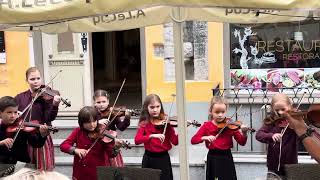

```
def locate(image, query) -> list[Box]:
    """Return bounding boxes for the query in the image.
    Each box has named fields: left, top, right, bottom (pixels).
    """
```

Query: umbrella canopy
left=2, top=1, right=319, bottom=180
left=0, top=0, right=319, bottom=25
left=3, top=7, right=309, bottom=33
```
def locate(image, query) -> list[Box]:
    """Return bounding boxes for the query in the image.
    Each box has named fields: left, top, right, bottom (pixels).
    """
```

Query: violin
left=112, top=139, right=132, bottom=156
left=5, top=119, right=58, bottom=137
left=151, top=114, right=201, bottom=129
left=32, top=85, right=71, bottom=108
left=100, top=106, right=141, bottom=118
left=87, top=123, right=131, bottom=150
left=307, top=104, right=320, bottom=125
left=215, top=117, right=256, bottom=132
left=272, top=110, right=308, bottom=128
left=87, top=123, right=117, bottom=143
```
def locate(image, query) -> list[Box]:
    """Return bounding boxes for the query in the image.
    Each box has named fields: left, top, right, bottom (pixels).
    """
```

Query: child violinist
left=191, top=96, right=249, bottom=180
left=93, top=89, right=131, bottom=167
left=134, top=94, right=178, bottom=180
left=256, top=93, right=298, bottom=178
left=0, top=96, right=49, bottom=178
left=60, top=106, right=115, bottom=180
left=15, top=67, right=61, bottom=171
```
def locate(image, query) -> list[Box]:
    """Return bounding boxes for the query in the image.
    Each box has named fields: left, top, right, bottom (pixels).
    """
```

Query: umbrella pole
left=173, top=8, right=190, bottom=180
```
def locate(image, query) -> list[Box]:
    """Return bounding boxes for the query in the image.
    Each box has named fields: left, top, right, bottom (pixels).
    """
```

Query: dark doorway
left=92, top=29, right=142, bottom=108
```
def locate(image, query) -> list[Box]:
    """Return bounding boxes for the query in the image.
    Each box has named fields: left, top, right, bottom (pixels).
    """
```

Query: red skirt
left=110, top=152, right=124, bottom=167
left=28, top=134, right=55, bottom=171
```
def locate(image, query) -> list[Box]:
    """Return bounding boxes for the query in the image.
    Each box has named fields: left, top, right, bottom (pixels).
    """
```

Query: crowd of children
left=1, top=66, right=320, bottom=180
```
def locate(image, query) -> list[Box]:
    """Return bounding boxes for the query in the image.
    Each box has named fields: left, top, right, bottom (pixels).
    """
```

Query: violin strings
left=12, top=90, right=45, bottom=144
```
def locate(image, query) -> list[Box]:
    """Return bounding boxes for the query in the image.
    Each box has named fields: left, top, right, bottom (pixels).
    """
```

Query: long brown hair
left=139, top=94, right=164, bottom=123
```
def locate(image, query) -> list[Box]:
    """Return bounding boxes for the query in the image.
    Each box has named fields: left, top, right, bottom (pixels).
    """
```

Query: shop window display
left=230, top=21, right=320, bottom=92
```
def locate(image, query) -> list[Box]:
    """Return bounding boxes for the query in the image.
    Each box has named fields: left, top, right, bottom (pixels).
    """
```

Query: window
left=57, top=32, right=74, bottom=53
left=163, top=21, right=208, bottom=81
left=230, top=20, right=320, bottom=93
left=153, top=43, right=164, bottom=57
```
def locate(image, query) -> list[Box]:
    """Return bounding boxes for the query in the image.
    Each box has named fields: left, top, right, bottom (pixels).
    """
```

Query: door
left=41, top=32, right=93, bottom=115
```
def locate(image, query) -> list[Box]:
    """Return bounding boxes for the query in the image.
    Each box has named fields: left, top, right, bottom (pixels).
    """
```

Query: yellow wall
left=0, top=32, right=30, bottom=97
left=145, top=22, right=224, bottom=102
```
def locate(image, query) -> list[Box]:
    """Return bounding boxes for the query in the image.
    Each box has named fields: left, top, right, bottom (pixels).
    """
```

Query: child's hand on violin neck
left=115, top=139, right=124, bottom=146
left=125, top=109, right=131, bottom=116
left=0, top=138, right=13, bottom=149
left=100, top=118, right=110, bottom=125
left=75, top=148, right=88, bottom=159
left=240, top=125, right=249, bottom=134
left=52, top=95, right=61, bottom=106
left=202, top=135, right=216, bottom=143
left=150, top=134, right=165, bottom=143
left=272, top=133, right=282, bottom=142
left=39, top=124, right=50, bottom=137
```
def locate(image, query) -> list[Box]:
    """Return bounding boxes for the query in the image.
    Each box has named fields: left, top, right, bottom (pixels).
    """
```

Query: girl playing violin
left=93, top=89, right=131, bottom=167
left=256, top=93, right=298, bottom=179
left=15, top=67, right=61, bottom=171
left=0, top=96, right=49, bottom=178
left=60, top=106, right=115, bottom=180
left=134, top=94, right=178, bottom=180
left=191, top=96, right=249, bottom=180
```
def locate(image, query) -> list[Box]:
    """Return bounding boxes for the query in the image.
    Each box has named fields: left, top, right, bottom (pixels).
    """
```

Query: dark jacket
left=0, top=124, right=47, bottom=164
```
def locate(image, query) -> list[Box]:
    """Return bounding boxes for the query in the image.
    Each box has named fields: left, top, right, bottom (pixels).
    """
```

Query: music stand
left=285, top=164, right=320, bottom=180
left=97, top=167, right=161, bottom=180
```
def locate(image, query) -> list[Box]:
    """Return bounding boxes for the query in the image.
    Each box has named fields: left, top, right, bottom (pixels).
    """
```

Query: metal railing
left=212, top=87, right=317, bottom=154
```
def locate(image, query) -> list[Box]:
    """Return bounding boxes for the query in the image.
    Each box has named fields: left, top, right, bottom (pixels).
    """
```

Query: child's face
left=27, top=70, right=42, bottom=91
left=148, top=100, right=161, bottom=118
left=94, top=96, right=109, bottom=112
left=0, top=106, right=18, bottom=125
left=83, top=119, right=97, bottom=132
left=211, top=103, right=227, bottom=119
left=273, top=101, right=291, bottom=115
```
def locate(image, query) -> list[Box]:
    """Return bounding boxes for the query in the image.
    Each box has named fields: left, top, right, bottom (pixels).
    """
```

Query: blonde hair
left=270, top=93, right=292, bottom=110
left=208, top=96, right=228, bottom=119
left=25, top=67, right=40, bottom=80
left=263, top=93, right=293, bottom=125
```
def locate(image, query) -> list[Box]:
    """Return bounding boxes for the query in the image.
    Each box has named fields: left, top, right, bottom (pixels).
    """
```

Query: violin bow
left=215, top=105, right=243, bottom=139
left=161, top=94, right=176, bottom=143
left=11, top=70, right=63, bottom=145
left=11, top=91, right=43, bottom=145
left=276, top=92, right=306, bottom=171
left=280, top=92, right=306, bottom=136
left=85, top=78, right=126, bottom=156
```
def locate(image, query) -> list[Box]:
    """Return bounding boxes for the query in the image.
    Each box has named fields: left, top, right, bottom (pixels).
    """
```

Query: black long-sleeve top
left=0, top=124, right=47, bottom=164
